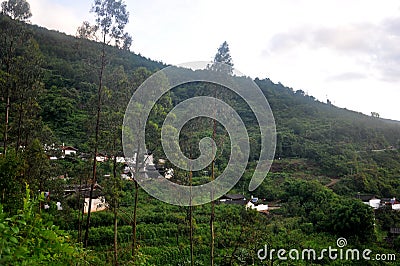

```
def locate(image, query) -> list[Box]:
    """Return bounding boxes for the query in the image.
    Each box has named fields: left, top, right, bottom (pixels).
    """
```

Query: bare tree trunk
left=3, top=40, right=13, bottom=157
left=3, top=87, right=10, bottom=155
left=78, top=176, right=82, bottom=242
left=132, top=180, right=139, bottom=257
left=84, top=39, right=106, bottom=248
left=210, top=160, right=215, bottom=266
left=113, top=204, right=118, bottom=265
left=113, top=147, right=118, bottom=266
left=210, top=89, right=217, bottom=266
left=132, top=143, right=141, bottom=259
left=189, top=156, right=194, bottom=266
left=16, top=101, right=23, bottom=151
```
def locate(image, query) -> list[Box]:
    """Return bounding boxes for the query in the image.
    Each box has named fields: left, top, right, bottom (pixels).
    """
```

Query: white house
left=96, top=154, right=108, bottom=162
left=61, top=146, right=78, bottom=157
left=246, top=201, right=269, bottom=213
left=84, top=196, right=107, bottom=213
left=165, top=168, right=174, bottom=179
left=116, top=157, right=126, bottom=163
left=392, top=204, right=400, bottom=210
left=359, top=194, right=381, bottom=209
left=365, top=198, right=381, bottom=209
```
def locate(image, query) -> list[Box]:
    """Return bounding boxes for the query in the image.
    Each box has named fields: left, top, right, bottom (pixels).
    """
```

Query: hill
left=2, top=13, right=400, bottom=195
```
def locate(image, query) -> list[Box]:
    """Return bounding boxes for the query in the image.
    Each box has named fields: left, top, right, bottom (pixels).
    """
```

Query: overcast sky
left=28, top=0, right=400, bottom=121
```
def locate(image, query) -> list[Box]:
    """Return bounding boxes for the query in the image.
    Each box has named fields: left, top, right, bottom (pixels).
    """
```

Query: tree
left=77, top=0, right=132, bottom=50
left=82, top=0, right=131, bottom=248
left=0, top=14, right=37, bottom=155
left=0, top=149, right=25, bottom=213
left=206, top=41, right=235, bottom=266
left=0, top=185, right=92, bottom=265
left=76, top=21, right=98, bottom=40
left=12, top=38, right=43, bottom=150
left=371, top=112, right=380, bottom=118
left=101, top=66, right=129, bottom=265
left=23, top=138, right=50, bottom=196
left=208, top=41, right=234, bottom=75
left=0, top=0, right=31, bottom=21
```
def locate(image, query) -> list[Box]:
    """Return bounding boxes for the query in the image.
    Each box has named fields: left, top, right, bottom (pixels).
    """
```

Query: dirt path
left=326, top=178, right=340, bottom=188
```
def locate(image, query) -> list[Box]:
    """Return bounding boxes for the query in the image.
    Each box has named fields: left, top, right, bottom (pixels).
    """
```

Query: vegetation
left=1, top=0, right=400, bottom=264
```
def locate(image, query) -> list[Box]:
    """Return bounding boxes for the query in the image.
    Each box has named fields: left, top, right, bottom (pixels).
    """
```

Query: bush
left=0, top=185, right=95, bottom=265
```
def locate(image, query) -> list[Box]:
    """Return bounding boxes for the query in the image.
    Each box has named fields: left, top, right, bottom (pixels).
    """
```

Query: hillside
left=1, top=15, right=396, bottom=146
left=2, top=13, right=400, bottom=265
left=2, top=11, right=400, bottom=198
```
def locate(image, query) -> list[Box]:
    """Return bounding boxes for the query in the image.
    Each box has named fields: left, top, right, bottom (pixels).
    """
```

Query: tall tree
left=82, top=0, right=131, bottom=248
left=101, top=65, right=129, bottom=265
left=23, top=138, right=50, bottom=194
left=0, top=12, right=34, bottom=155
left=208, top=41, right=234, bottom=75
left=1, top=0, right=32, bottom=21
left=208, top=41, right=234, bottom=266
left=13, top=38, right=43, bottom=150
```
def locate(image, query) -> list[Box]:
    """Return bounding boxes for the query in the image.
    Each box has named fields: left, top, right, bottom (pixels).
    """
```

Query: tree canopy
left=208, top=41, right=234, bottom=74
left=0, top=0, right=31, bottom=21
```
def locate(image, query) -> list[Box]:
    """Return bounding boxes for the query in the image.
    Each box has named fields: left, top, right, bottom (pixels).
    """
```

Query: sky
left=28, top=0, right=400, bottom=121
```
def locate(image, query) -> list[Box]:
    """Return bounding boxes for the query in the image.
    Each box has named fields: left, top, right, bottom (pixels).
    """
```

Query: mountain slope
left=2, top=15, right=400, bottom=198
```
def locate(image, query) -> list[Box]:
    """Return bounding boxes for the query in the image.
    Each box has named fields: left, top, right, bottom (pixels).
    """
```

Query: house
left=64, top=183, right=108, bottom=213
left=219, top=194, right=247, bottom=205
left=393, top=203, right=400, bottom=210
left=61, top=146, right=78, bottom=157
left=84, top=196, right=107, bottom=213
left=381, top=197, right=400, bottom=210
left=357, top=194, right=381, bottom=209
left=116, top=157, right=126, bottom=163
left=246, top=201, right=269, bottom=213
left=165, top=168, right=174, bottom=179
left=96, top=153, right=108, bottom=162
left=382, top=198, right=400, bottom=210
left=358, top=195, right=400, bottom=210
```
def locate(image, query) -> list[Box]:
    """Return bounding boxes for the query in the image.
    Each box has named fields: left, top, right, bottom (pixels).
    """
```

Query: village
left=41, top=144, right=400, bottom=220
left=39, top=143, right=282, bottom=215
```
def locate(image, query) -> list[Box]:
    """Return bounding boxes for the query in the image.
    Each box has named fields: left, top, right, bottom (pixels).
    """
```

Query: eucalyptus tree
left=208, top=41, right=234, bottom=266
left=0, top=0, right=33, bottom=155
left=1, top=0, right=31, bottom=21
left=79, top=0, right=132, bottom=248
left=101, top=65, right=129, bottom=265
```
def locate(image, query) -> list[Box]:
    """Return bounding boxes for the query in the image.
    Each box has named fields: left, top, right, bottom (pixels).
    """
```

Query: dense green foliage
left=0, top=186, right=93, bottom=265
left=1, top=11, right=400, bottom=265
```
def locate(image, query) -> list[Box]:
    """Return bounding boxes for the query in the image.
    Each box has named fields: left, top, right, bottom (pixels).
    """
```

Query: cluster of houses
left=359, top=194, right=400, bottom=210
left=43, top=144, right=176, bottom=213
left=45, top=144, right=119, bottom=163
left=43, top=143, right=276, bottom=215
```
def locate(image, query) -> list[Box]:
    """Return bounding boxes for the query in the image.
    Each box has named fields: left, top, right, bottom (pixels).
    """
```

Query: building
left=219, top=194, right=247, bottom=205
left=358, top=194, right=381, bottom=209
left=61, top=146, right=78, bottom=157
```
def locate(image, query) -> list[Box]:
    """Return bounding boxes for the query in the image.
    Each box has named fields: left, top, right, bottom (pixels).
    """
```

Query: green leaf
left=9, top=236, right=18, bottom=244
left=11, top=226, right=19, bottom=234
left=16, top=220, right=26, bottom=225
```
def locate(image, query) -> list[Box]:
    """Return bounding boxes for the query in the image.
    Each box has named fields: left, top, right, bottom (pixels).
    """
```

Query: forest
left=1, top=0, right=400, bottom=265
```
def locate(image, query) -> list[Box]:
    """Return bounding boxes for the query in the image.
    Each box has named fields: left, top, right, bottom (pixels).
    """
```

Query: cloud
left=268, top=23, right=376, bottom=54
left=29, top=0, right=91, bottom=35
left=266, top=16, right=400, bottom=82
left=326, top=72, right=367, bottom=82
